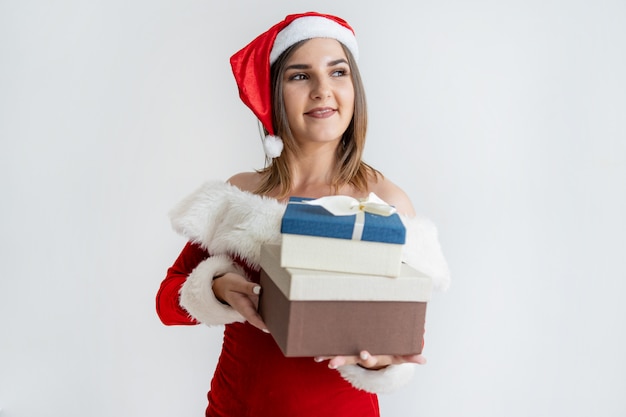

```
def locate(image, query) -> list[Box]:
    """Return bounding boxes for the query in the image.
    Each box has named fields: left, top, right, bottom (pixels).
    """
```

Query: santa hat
left=230, top=12, right=359, bottom=158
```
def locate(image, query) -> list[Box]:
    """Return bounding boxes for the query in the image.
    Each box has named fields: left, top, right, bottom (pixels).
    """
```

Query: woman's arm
left=156, top=241, right=208, bottom=325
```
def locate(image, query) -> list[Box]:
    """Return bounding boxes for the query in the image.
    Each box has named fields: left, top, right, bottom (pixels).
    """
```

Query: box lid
left=260, top=244, right=432, bottom=301
left=281, top=197, right=406, bottom=244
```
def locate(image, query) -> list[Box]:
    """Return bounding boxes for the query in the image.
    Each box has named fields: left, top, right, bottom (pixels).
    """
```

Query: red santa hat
left=230, top=12, right=359, bottom=158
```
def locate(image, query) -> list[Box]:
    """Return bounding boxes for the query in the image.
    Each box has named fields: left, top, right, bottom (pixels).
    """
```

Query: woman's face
left=281, top=38, right=355, bottom=147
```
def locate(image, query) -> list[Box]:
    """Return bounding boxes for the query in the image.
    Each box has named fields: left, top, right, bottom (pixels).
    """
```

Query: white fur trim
left=263, top=135, right=283, bottom=158
left=337, top=363, right=416, bottom=394
left=169, top=181, right=284, bottom=267
left=179, top=255, right=246, bottom=326
left=401, top=215, right=451, bottom=291
left=270, top=16, right=359, bottom=64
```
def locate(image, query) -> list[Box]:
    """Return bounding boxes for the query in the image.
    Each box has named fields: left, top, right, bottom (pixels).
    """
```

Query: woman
left=156, top=12, right=450, bottom=416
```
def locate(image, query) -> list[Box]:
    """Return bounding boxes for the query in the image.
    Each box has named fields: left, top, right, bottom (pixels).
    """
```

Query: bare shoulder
left=227, top=172, right=264, bottom=193
left=368, top=176, right=416, bottom=217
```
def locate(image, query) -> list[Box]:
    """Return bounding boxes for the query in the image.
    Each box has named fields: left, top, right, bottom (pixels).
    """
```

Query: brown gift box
left=258, top=244, right=432, bottom=357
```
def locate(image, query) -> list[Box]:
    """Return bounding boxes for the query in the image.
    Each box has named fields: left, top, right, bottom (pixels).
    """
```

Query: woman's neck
left=287, top=145, right=339, bottom=198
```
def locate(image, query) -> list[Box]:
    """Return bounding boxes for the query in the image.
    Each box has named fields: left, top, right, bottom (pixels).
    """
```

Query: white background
left=1, top=1, right=625, bottom=416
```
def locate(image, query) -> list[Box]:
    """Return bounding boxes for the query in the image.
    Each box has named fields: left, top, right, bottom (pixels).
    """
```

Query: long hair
left=254, top=39, right=381, bottom=197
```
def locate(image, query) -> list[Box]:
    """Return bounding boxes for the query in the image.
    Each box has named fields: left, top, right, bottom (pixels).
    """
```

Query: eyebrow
left=285, top=58, right=349, bottom=71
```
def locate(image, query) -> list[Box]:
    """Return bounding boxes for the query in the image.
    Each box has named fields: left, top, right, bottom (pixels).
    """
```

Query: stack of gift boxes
left=258, top=196, right=433, bottom=357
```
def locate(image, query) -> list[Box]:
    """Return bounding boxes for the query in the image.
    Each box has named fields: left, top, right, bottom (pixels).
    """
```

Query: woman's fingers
left=214, top=273, right=268, bottom=332
left=358, top=351, right=385, bottom=369
left=314, top=351, right=427, bottom=369
left=228, top=289, right=268, bottom=331
left=401, top=354, right=427, bottom=365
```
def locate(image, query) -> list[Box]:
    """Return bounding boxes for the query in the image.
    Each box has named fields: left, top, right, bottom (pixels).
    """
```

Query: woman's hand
left=314, top=351, right=427, bottom=370
left=212, top=272, right=268, bottom=332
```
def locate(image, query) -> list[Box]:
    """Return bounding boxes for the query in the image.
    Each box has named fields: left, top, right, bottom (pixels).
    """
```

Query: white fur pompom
left=263, top=135, right=283, bottom=158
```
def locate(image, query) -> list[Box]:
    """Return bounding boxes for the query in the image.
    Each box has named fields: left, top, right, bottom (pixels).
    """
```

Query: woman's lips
left=304, top=107, right=336, bottom=118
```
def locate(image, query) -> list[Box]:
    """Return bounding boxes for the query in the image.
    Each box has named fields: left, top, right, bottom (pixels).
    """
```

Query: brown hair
left=254, top=39, right=381, bottom=197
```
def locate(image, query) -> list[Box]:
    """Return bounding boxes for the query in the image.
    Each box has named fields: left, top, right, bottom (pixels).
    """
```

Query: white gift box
left=263, top=244, right=432, bottom=301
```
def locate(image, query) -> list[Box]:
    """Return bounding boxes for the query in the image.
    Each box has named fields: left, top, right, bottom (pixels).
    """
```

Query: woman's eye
left=289, top=73, right=307, bottom=81
left=331, top=69, right=349, bottom=77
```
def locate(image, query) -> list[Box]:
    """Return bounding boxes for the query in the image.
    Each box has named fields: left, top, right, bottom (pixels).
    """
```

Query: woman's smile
left=304, top=107, right=337, bottom=118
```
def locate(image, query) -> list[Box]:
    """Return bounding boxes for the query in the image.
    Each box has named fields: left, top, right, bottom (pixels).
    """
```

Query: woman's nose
left=310, top=78, right=331, bottom=100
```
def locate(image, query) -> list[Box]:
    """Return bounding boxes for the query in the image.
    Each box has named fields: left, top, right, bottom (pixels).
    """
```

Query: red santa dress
left=156, top=181, right=450, bottom=416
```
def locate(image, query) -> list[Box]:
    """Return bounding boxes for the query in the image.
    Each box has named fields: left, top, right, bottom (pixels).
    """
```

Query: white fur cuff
left=179, top=255, right=246, bottom=326
left=337, top=363, right=416, bottom=394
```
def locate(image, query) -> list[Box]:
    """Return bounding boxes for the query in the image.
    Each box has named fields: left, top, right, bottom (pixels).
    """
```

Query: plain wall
left=1, top=1, right=625, bottom=416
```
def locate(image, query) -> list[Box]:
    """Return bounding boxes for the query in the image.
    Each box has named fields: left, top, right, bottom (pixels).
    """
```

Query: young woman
left=156, top=12, right=450, bottom=417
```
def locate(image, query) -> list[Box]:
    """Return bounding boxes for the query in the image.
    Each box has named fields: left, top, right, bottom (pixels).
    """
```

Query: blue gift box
left=281, top=197, right=406, bottom=244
